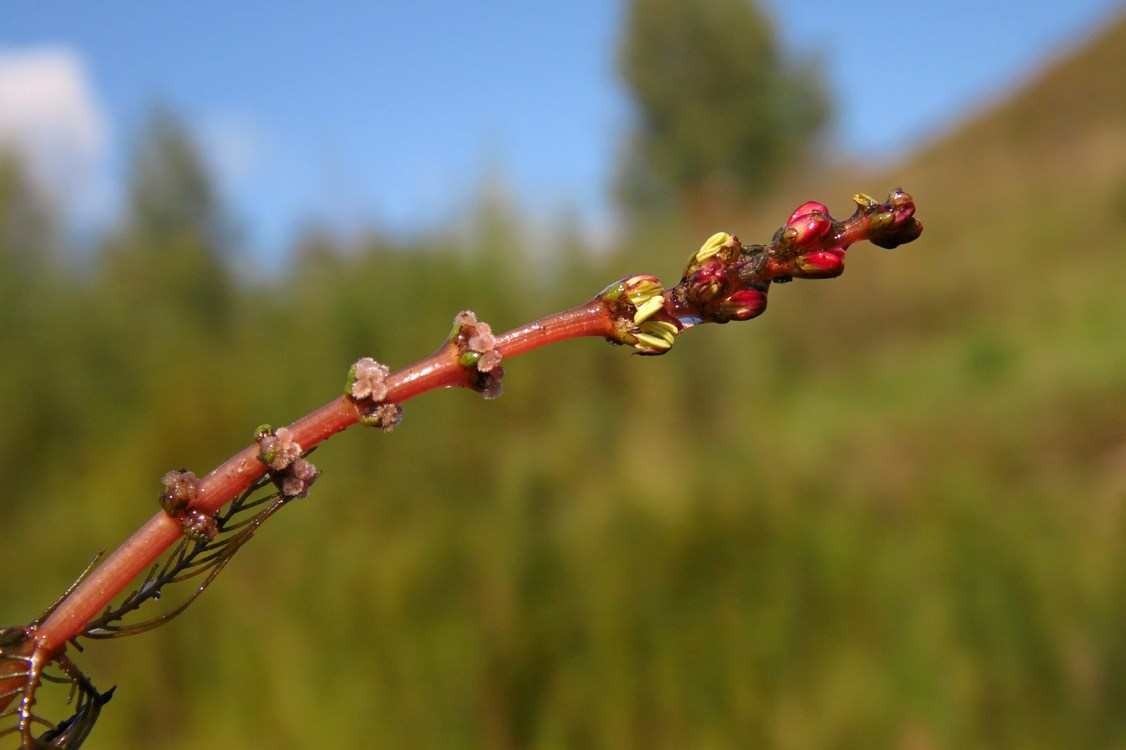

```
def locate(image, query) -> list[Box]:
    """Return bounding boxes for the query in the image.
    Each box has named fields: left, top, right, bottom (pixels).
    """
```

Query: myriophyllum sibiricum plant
left=0, top=189, right=922, bottom=748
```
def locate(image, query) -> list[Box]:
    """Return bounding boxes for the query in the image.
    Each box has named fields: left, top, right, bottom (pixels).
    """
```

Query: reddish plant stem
left=1, top=188, right=923, bottom=717
left=492, top=298, right=615, bottom=357
left=0, top=298, right=617, bottom=706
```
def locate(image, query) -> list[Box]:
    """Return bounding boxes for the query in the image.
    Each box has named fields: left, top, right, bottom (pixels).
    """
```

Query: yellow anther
left=633, top=295, right=665, bottom=324
left=852, top=193, right=877, bottom=209
left=634, top=332, right=673, bottom=352
left=694, top=232, right=731, bottom=263
left=641, top=319, right=677, bottom=341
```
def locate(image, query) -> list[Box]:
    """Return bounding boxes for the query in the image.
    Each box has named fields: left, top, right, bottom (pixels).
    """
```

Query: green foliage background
left=2, top=15, right=1126, bottom=750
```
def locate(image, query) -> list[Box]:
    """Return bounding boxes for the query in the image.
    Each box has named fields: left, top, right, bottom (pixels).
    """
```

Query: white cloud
left=0, top=46, right=110, bottom=222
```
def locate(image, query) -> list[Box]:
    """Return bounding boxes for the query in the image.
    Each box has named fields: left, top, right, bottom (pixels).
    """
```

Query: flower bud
left=785, top=201, right=832, bottom=251
left=796, top=249, right=845, bottom=278
left=621, top=274, right=663, bottom=305
left=716, top=288, right=768, bottom=321
left=685, top=258, right=731, bottom=304
left=160, top=469, right=200, bottom=516
left=181, top=509, right=219, bottom=543
left=787, top=201, right=829, bottom=226
left=870, top=189, right=923, bottom=249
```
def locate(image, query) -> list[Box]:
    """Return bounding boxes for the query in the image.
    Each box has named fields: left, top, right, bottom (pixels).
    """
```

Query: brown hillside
left=898, top=10, right=1126, bottom=203
left=737, top=11, right=1126, bottom=392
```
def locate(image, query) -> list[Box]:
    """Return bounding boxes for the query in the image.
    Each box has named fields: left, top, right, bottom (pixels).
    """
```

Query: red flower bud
left=869, top=189, right=923, bottom=249
left=717, top=288, right=768, bottom=321
left=686, top=258, right=734, bottom=304
left=785, top=201, right=833, bottom=251
left=797, top=249, right=845, bottom=278
left=787, top=201, right=829, bottom=225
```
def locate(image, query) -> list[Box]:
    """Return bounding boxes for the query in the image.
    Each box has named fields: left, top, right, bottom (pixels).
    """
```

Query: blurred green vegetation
left=3, top=15, right=1126, bottom=750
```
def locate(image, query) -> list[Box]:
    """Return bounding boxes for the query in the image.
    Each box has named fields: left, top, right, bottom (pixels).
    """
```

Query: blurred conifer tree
left=616, top=0, right=830, bottom=221
left=0, top=154, right=53, bottom=284
left=102, top=107, right=235, bottom=337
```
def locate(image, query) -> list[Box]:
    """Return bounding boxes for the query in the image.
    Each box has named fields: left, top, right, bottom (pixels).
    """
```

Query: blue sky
left=1, top=0, right=1122, bottom=256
